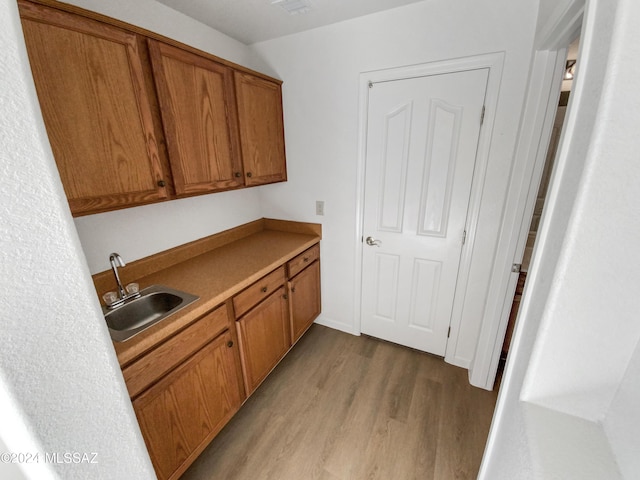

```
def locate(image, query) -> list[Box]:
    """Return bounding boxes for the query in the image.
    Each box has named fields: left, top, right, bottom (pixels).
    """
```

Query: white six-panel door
left=361, top=68, right=488, bottom=355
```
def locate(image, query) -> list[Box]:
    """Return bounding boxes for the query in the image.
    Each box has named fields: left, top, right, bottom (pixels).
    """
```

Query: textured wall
left=0, top=0, right=155, bottom=478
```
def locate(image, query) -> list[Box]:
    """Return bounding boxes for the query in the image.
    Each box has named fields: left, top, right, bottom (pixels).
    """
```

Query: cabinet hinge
left=512, top=263, right=522, bottom=273
left=447, top=326, right=451, bottom=338
left=462, top=230, right=467, bottom=245
left=480, top=105, right=486, bottom=125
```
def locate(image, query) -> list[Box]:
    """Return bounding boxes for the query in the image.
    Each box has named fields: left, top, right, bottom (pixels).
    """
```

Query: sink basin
left=104, top=285, right=199, bottom=342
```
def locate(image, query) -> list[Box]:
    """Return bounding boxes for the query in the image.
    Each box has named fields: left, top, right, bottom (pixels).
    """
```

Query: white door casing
left=360, top=68, right=488, bottom=355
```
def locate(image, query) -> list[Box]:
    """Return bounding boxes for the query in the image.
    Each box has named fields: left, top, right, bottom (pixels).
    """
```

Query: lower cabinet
left=131, top=328, right=244, bottom=480
left=235, top=286, right=291, bottom=395
left=289, top=259, right=321, bottom=344
left=124, top=242, right=321, bottom=479
left=233, top=246, right=321, bottom=395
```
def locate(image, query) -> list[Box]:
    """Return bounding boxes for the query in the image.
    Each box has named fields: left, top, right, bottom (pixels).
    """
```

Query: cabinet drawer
left=233, top=267, right=286, bottom=319
left=287, top=244, right=320, bottom=279
left=123, top=305, right=229, bottom=398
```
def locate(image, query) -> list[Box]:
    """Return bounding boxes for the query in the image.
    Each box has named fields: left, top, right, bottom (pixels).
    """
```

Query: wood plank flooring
left=181, top=324, right=498, bottom=480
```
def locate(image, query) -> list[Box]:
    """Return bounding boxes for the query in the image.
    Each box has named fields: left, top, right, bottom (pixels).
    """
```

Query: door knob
left=365, top=236, right=382, bottom=247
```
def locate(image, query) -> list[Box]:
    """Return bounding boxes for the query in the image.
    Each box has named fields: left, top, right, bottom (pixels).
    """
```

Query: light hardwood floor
left=181, top=324, right=498, bottom=480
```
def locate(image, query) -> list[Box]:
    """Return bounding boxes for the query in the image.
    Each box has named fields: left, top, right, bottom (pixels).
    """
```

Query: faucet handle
left=102, top=291, right=118, bottom=306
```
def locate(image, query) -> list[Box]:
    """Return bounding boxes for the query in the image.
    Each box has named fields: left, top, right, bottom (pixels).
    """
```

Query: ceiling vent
left=270, top=0, right=314, bottom=15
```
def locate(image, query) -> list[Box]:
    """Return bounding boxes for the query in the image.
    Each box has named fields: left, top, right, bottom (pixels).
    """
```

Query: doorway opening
left=498, top=35, right=581, bottom=379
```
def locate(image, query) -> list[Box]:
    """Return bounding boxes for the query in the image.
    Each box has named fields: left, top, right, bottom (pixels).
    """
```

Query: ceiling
left=154, top=0, right=425, bottom=45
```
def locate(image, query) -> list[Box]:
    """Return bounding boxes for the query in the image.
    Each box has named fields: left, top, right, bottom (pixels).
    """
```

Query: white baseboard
left=313, top=315, right=360, bottom=337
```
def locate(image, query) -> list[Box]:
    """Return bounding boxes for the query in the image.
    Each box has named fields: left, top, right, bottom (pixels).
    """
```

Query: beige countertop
left=94, top=219, right=321, bottom=367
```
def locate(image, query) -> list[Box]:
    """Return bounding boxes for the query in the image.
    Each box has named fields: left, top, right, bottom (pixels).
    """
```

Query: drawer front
left=233, top=266, right=286, bottom=319
left=287, top=244, right=320, bottom=279
left=123, top=304, right=229, bottom=398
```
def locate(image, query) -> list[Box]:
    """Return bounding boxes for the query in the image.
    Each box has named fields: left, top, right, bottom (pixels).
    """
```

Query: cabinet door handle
left=157, top=180, right=166, bottom=187
left=282, top=294, right=288, bottom=300
left=291, top=287, right=296, bottom=293
left=261, top=286, right=268, bottom=293
left=247, top=172, right=253, bottom=178
left=227, top=340, right=234, bottom=348
left=234, top=172, right=241, bottom=178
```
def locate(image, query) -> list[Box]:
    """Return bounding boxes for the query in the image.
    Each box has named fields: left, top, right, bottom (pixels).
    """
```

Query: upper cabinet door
left=234, top=72, right=287, bottom=186
left=18, top=1, right=168, bottom=216
left=148, top=40, right=244, bottom=196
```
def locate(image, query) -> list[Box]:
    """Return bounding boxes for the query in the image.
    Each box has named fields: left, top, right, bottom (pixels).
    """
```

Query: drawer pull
left=227, top=340, right=234, bottom=348
left=261, top=286, right=268, bottom=293
left=303, top=257, right=309, bottom=262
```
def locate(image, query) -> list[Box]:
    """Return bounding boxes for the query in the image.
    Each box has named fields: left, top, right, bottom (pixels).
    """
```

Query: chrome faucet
left=109, top=252, right=127, bottom=300
left=106, top=252, right=140, bottom=309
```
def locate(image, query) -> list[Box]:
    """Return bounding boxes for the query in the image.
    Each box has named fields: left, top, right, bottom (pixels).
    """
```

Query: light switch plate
left=316, top=200, right=324, bottom=216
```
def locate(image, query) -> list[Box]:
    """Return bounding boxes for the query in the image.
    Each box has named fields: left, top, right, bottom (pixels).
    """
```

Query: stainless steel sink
left=103, top=285, right=199, bottom=342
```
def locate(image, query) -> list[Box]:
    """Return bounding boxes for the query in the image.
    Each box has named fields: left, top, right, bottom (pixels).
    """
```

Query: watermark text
left=0, top=452, right=98, bottom=464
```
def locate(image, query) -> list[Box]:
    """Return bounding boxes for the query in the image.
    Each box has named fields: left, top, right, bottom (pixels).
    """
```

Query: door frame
left=354, top=52, right=505, bottom=362
left=468, top=1, right=585, bottom=389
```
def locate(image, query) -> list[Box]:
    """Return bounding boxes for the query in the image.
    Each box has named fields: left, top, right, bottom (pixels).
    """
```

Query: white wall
left=251, top=0, right=538, bottom=363
left=603, top=336, right=640, bottom=478
left=61, top=0, right=274, bottom=274
left=605, top=337, right=640, bottom=478
left=535, top=0, right=579, bottom=47
left=0, top=0, right=155, bottom=478
left=522, top=0, right=635, bottom=419
left=58, top=0, right=274, bottom=75
left=480, top=0, right=640, bottom=476
left=76, top=189, right=263, bottom=273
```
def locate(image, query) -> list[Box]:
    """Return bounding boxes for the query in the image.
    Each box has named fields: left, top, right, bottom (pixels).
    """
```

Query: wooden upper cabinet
left=234, top=72, right=287, bottom=186
left=19, top=0, right=288, bottom=216
left=148, top=40, right=244, bottom=196
left=18, top=1, right=169, bottom=216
